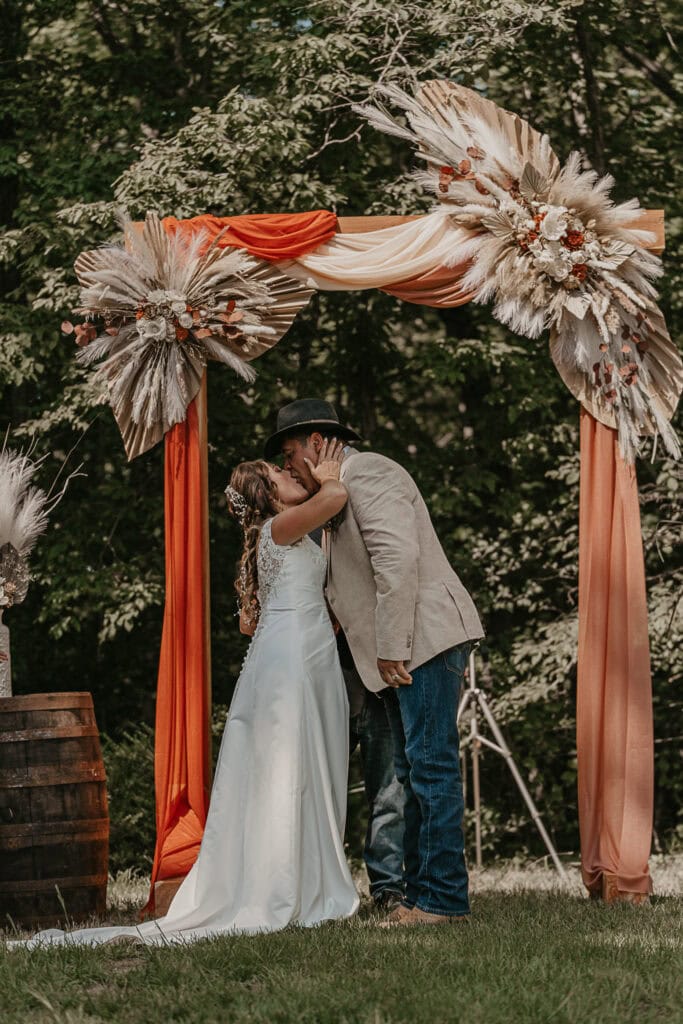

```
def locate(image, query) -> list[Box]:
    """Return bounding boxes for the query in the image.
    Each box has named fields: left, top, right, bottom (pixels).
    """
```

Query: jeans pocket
left=443, top=642, right=472, bottom=677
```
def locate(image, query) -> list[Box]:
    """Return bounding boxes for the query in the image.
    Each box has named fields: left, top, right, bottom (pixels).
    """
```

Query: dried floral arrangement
left=0, top=440, right=81, bottom=612
left=355, top=81, right=682, bottom=461
left=66, top=212, right=312, bottom=459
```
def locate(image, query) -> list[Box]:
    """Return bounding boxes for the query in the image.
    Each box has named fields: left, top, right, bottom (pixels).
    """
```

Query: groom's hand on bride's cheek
left=378, top=659, right=413, bottom=688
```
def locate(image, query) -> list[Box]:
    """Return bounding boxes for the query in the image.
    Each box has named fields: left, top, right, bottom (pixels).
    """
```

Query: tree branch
left=575, top=21, right=606, bottom=175
left=89, top=1, right=125, bottom=55
left=616, top=42, right=682, bottom=103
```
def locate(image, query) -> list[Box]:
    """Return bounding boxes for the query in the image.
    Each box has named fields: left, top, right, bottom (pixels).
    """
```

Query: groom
left=265, top=399, right=485, bottom=925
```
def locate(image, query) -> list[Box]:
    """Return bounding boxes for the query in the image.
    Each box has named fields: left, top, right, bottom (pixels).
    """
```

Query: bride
left=9, top=438, right=359, bottom=948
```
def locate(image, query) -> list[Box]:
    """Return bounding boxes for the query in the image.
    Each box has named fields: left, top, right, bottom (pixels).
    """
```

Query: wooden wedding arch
left=121, top=205, right=668, bottom=915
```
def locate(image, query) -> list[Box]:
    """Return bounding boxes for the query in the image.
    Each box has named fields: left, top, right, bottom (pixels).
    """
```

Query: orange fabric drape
left=162, top=210, right=338, bottom=261
left=143, top=398, right=210, bottom=913
left=577, top=409, right=654, bottom=896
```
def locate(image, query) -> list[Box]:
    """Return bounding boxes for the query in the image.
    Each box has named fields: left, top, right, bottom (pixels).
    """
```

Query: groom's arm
left=345, top=454, right=419, bottom=666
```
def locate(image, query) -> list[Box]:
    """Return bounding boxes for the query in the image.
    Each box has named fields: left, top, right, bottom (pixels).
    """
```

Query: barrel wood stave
left=0, top=692, right=110, bottom=929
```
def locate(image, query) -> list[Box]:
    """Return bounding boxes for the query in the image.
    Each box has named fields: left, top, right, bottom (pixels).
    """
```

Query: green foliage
left=101, top=725, right=156, bottom=875
left=0, top=0, right=681, bottom=864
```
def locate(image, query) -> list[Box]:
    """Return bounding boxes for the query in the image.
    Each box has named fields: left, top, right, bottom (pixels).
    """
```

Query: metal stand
left=458, top=651, right=569, bottom=883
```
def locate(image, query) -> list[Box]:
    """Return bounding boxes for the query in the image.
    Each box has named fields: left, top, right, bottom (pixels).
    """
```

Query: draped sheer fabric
left=281, top=212, right=479, bottom=307
left=577, top=410, right=654, bottom=896
left=142, top=399, right=211, bottom=914
left=162, top=210, right=338, bottom=260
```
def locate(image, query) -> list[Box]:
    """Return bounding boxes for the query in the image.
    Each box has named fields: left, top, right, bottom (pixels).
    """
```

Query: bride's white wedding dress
left=9, top=520, right=359, bottom=949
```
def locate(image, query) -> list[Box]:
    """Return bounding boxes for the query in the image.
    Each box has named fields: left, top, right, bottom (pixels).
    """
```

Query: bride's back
left=257, top=519, right=327, bottom=614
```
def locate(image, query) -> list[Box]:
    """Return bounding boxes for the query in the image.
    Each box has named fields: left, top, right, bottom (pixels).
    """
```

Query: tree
left=1, top=0, right=681, bottom=859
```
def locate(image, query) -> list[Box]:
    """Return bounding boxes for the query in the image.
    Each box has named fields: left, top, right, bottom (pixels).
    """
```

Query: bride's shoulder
left=259, top=517, right=299, bottom=552
left=258, top=517, right=278, bottom=547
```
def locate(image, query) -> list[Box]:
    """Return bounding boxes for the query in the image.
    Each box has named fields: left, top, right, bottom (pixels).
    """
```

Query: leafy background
left=1, top=0, right=681, bottom=870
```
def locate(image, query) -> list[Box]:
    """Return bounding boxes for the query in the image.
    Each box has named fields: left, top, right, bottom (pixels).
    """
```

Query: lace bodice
left=256, top=519, right=289, bottom=608
left=257, top=518, right=327, bottom=612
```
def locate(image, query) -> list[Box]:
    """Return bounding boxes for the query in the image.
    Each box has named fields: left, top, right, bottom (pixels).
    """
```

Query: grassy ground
left=2, top=858, right=681, bottom=1024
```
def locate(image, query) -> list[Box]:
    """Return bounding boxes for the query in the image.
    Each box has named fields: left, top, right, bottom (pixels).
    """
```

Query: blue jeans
left=384, top=642, right=472, bottom=917
left=346, top=669, right=405, bottom=900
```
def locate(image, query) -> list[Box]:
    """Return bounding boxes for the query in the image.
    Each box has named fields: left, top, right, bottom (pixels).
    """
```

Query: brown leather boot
left=381, top=905, right=470, bottom=927
left=378, top=903, right=417, bottom=928
left=408, top=906, right=471, bottom=926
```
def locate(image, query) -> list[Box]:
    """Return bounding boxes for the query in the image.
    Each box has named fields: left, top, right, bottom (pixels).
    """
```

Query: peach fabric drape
left=143, top=399, right=211, bottom=914
left=577, top=409, right=654, bottom=896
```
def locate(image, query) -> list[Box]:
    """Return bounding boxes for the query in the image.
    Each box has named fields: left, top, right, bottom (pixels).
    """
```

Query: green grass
left=2, top=886, right=681, bottom=1024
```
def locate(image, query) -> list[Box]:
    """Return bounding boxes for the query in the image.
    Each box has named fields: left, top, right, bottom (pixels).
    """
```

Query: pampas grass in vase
left=0, top=440, right=81, bottom=697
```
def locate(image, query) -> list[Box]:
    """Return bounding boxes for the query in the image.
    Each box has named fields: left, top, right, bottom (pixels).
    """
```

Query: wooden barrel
left=0, top=692, right=109, bottom=929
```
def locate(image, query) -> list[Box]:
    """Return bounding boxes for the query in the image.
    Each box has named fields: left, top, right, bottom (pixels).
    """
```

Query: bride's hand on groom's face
left=303, top=438, right=345, bottom=487
left=378, top=659, right=413, bottom=688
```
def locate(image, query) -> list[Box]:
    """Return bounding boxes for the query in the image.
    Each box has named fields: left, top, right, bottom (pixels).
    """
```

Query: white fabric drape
left=279, top=211, right=476, bottom=292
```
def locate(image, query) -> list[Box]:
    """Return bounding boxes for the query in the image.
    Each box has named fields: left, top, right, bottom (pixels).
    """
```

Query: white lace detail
left=239, top=524, right=326, bottom=675
left=256, top=519, right=288, bottom=611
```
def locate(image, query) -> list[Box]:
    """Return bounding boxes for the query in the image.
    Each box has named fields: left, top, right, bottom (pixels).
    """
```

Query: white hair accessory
left=225, top=484, right=249, bottom=526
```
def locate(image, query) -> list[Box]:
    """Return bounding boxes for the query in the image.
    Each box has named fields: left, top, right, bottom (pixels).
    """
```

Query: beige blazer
left=326, top=450, right=484, bottom=692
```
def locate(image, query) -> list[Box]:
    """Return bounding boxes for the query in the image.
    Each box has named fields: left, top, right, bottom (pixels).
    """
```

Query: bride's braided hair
left=226, top=461, right=281, bottom=627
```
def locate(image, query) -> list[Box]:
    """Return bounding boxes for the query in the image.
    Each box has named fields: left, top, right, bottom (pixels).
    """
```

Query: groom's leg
left=396, top=642, right=471, bottom=917
left=383, top=689, right=421, bottom=908
left=358, top=691, right=405, bottom=903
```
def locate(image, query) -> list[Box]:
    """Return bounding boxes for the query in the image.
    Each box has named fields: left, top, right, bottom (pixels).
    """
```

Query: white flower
left=569, top=250, right=587, bottom=264
left=532, top=254, right=554, bottom=272
left=145, top=290, right=186, bottom=315
left=137, top=316, right=169, bottom=342
left=547, top=258, right=570, bottom=281
left=540, top=205, right=568, bottom=241
left=178, top=312, right=194, bottom=329
left=543, top=239, right=563, bottom=256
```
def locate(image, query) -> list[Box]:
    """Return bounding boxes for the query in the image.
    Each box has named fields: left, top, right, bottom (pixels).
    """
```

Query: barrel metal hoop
left=0, top=818, right=110, bottom=850
left=0, top=873, right=109, bottom=893
left=0, top=693, right=94, bottom=713
left=0, top=763, right=107, bottom=788
left=0, top=817, right=110, bottom=838
left=1, top=726, right=101, bottom=743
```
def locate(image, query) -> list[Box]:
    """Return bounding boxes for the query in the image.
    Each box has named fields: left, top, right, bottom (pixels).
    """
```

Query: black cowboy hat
left=263, top=399, right=362, bottom=459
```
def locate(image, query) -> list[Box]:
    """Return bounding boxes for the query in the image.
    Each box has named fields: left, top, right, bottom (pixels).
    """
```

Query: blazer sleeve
left=345, top=454, right=419, bottom=662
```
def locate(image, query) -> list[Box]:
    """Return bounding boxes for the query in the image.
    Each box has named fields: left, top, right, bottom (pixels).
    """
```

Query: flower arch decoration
left=65, top=80, right=681, bottom=912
